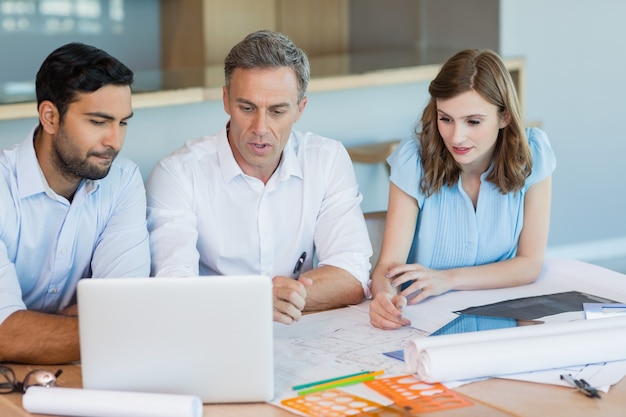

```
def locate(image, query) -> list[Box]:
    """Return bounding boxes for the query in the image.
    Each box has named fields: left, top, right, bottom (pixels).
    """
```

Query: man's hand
left=272, top=275, right=313, bottom=324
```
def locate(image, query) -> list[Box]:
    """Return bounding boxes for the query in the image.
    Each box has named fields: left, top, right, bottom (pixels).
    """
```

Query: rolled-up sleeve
left=0, top=170, right=26, bottom=324
left=314, top=143, right=373, bottom=295
left=0, top=240, right=26, bottom=325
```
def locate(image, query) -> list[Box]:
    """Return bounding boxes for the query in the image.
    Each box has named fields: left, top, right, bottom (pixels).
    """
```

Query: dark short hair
left=36, top=42, right=134, bottom=120
left=224, top=30, right=310, bottom=102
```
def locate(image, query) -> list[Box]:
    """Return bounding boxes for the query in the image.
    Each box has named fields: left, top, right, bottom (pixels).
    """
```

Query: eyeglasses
left=0, top=365, right=62, bottom=394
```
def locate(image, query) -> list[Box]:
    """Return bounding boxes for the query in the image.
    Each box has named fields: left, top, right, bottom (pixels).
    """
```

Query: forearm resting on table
left=447, top=255, right=544, bottom=291
left=370, top=255, right=543, bottom=297
left=0, top=310, right=80, bottom=364
left=302, top=265, right=365, bottom=311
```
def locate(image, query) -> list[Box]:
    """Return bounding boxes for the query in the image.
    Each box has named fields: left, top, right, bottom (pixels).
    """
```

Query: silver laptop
left=77, top=275, right=274, bottom=403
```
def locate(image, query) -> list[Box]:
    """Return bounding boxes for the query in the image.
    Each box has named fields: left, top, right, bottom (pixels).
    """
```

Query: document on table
left=500, top=361, right=626, bottom=392
left=272, top=306, right=422, bottom=401
left=271, top=259, right=626, bottom=407
left=398, top=259, right=626, bottom=333
left=404, top=259, right=626, bottom=390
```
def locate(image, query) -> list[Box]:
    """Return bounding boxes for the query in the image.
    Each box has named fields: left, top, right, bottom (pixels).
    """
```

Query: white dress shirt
left=146, top=124, right=372, bottom=292
left=0, top=129, right=151, bottom=324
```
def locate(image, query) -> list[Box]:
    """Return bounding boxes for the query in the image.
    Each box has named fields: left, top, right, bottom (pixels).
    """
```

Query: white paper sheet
left=22, top=387, right=202, bottom=417
left=405, top=316, right=626, bottom=383
left=271, top=259, right=626, bottom=412
left=401, top=258, right=626, bottom=334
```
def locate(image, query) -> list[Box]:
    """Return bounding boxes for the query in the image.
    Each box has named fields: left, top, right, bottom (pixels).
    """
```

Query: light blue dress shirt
left=0, top=129, right=150, bottom=323
left=388, top=127, right=557, bottom=269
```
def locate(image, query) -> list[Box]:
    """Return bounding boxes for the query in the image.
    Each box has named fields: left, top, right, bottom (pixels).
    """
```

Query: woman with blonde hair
left=369, top=49, right=556, bottom=330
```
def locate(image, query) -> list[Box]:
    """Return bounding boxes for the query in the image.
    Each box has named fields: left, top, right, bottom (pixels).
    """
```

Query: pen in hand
left=560, top=374, right=601, bottom=399
left=291, top=252, right=307, bottom=280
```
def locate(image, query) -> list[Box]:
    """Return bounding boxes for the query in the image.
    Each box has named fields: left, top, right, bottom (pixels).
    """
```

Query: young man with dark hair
left=0, top=43, right=150, bottom=364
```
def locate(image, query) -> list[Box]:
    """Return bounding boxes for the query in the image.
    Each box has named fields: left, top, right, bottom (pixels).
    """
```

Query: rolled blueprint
left=405, top=315, right=626, bottom=383
left=23, top=386, right=202, bottom=417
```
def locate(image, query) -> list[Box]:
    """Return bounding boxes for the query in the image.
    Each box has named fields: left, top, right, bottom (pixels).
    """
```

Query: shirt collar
left=216, top=124, right=243, bottom=184
left=16, top=127, right=48, bottom=199
left=217, top=122, right=303, bottom=184
left=16, top=126, right=97, bottom=201
left=276, top=133, right=303, bottom=182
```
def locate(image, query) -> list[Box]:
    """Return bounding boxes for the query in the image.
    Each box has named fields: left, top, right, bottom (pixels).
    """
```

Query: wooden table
left=2, top=259, right=625, bottom=416
left=1, top=362, right=624, bottom=417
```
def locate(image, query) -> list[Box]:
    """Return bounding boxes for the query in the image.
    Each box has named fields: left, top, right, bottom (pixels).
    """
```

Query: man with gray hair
left=147, top=30, right=372, bottom=324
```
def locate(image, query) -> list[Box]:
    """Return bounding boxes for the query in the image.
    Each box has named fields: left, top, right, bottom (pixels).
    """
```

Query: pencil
left=292, top=370, right=372, bottom=391
left=296, top=370, right=385, bottom=396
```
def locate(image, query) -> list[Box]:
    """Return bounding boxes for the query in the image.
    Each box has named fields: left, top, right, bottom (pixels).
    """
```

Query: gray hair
left=224, top=30, right=310, bottom=102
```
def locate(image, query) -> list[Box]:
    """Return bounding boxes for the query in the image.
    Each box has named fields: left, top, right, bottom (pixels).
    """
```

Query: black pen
left=291, top=252, right=307, bottom=280
left=560, top=374, right=601, bottom=399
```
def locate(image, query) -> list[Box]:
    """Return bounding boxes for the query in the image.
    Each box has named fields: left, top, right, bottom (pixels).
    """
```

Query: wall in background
left=500, top=0, right=626, bottom=259
left=0, top=81, right=428, bottom=213
left=0, top=0, right=161, bottom=97
left=1, top=0, right=625, bottom=260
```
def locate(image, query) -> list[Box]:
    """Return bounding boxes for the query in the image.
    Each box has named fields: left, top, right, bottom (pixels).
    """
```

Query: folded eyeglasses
left=0, top=365, right=62, bottom=394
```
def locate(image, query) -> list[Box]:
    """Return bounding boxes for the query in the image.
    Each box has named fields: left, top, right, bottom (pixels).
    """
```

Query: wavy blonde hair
left=418, top=49, right=531, bottom=196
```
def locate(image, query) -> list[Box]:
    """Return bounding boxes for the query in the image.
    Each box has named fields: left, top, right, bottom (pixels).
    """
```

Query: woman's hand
left=387, top=263, right=453, bottom=305
left=369, top=292, right=411, bottom=330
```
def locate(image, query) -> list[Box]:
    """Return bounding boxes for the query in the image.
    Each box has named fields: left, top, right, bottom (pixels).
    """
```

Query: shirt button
left=50, top=288, right=59, bottom=294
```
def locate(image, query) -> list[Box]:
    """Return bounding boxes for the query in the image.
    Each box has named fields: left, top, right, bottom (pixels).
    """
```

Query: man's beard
left=52, top=126, right=118, bottom=181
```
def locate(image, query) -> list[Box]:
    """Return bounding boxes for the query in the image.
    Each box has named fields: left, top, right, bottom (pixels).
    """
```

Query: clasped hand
left=369, top=263, right=451, bottom=330
left=272, top=275, right=313, bottom=324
